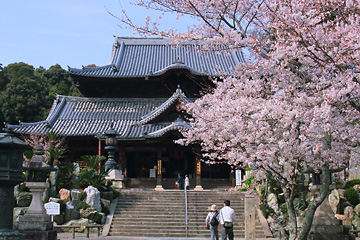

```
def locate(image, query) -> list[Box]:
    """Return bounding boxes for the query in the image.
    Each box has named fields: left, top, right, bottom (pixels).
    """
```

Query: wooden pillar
left=194, top=153, right=203, bottom=190
left=155, top=151, right=164, bottom=191
left=118, top=151, right=124, bottom=171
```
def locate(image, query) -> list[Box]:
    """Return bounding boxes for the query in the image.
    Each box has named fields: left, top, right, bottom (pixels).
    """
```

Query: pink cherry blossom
left=118, top=1, right=360, bottom=239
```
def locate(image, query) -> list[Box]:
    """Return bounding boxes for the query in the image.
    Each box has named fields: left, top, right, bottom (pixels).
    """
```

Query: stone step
left=109, top=229, right=266, bottom=237
left=125, top=178, right=234, bottom=190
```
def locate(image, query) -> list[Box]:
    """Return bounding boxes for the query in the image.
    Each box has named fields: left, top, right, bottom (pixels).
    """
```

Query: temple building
left=5, top=37, right=244, bottom=189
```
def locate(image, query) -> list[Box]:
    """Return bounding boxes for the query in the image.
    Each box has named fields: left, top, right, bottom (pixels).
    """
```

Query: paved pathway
left=57, top=232, right=278, bottom=240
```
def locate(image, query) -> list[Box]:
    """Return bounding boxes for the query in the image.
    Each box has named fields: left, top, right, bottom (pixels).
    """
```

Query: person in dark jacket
left=177, top=173, right=184, bottom=190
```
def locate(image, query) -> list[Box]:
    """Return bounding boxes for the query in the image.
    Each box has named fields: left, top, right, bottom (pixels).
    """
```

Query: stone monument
left=310, top=174, right=343, bottom=240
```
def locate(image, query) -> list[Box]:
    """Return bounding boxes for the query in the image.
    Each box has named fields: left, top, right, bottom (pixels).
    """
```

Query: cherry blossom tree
left=118, top=1, right=360, bottom=239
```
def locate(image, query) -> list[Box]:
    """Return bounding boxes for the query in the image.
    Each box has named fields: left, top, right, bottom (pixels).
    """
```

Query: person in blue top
left=177, top=173, right=184, bottom=190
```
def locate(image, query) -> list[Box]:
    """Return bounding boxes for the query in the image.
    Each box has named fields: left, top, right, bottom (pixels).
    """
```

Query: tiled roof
left=5, top=89, right=192, bottom=139
left=140, top=87, right=191, bottom=124
left=68, top=37, right=245, bottom=78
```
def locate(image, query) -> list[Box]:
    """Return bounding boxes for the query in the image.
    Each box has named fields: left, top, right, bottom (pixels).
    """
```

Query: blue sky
left=0, top=1, right=196, bottom=70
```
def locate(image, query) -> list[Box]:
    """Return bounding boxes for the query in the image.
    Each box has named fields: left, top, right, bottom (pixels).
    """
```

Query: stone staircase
left=109, top=189, right=268, bottom=238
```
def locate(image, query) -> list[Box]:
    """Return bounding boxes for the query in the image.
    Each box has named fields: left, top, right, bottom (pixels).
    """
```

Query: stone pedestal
left=26, top=182, right=48, bottom=214
left=105, top=169, right=125, bottom=188
left=16, top=182, right=56, bottom=240
left=0, top=231, right=25, bottom=240
left=155, top=185, right=164, bottom=191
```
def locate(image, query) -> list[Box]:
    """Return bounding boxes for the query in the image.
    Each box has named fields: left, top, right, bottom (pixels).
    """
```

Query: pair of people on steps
left=206, top=200, right=236, bottom=240
left=176, top=173, right=190, bottom=190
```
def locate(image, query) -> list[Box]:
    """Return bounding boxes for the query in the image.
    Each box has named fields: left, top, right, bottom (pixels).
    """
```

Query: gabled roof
left=5, top=88, right=192, bottom=139
left=68, top=37, right=245, bottom=78
left=139, top=86, right=190, bottom=124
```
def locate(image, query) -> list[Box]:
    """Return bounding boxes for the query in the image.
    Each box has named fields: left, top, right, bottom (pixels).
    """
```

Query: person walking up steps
left=219, top=200, right=236, bottom=240
left=205, top=204, right=220, bottom=240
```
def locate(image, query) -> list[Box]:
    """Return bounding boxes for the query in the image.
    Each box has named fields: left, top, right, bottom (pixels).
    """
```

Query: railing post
left=185, top=187, right=188, bottom=237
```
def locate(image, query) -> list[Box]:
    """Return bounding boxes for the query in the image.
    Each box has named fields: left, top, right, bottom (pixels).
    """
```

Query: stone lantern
left=16, top=145, right=57, bottom=240
left=103, top=124, right=125, bottom=188
left=0, top=133, right=31, bottom=239
left=104, top=124, right=118, bottom=170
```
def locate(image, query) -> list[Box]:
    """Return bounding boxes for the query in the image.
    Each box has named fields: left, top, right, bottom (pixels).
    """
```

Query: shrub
left=344, top=187, right=360, bottom=206
left=244, top=176, right=254, bottom=187
left=260, top=185, right=266, bottom=199
left=18, top=182, right=30, bottom=192
left=102, top=206, right=110, bottom=215
left=344, top=179, right=360, bottom=189
left=260, top=204, right=269, bottom=219
left=77, top=201, right=90, bottom=210
left=74, top=167, right=109, bottom=189
left=88, top=212, right=103, bottom=224
left=56, top=162, right=76, bottom=190
left=240, top=187, right=249, bottom=192
left=80, top=191, right=87, bottom=201
left=279, top=203, right=288, bottom=215
left=80, top=155, right=106, bottom=171
left=111, top=187, right=120, bottom=199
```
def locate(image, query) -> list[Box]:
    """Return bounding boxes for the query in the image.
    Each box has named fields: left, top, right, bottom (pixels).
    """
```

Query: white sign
left=44, top=202, right=60, bottom=215
left=149, top=169, right=156, bottom=178
left=235, top=170, right=242, bottom=186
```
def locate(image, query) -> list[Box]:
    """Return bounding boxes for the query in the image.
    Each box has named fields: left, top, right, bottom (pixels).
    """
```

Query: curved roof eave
left=5, top=120, right=50, bottom=129
left=149, top=62, right=208, bottom=77
left=68, top=64, right=116, bottom=78
left=145, top=120, right=191, bottom=138
left=139, top=87, right=192, bottom=125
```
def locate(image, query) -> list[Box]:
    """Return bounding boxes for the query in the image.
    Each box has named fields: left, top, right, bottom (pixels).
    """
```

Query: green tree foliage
left=344, top=187, right=360, bottom=207
left=43, top=64, right=81, bottom=98
left=0, top=63, right=49, bottom=125
left=0, top=62, right=81, bottom=129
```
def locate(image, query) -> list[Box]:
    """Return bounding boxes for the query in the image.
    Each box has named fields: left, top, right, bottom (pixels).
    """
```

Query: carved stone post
left=245, top=194, right=256, bottom=240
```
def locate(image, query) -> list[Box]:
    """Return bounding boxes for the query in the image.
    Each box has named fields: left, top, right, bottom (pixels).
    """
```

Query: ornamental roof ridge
left=114, top=37, right=175, bottom=46
left=149, top=62, right=207, bottom=77
left=54, top=94, right=170, bottom=103
left=145, top=117, right=191, bottom=138
left=139, top=86, right=191, bottom=125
